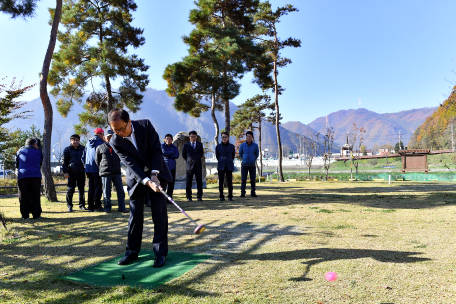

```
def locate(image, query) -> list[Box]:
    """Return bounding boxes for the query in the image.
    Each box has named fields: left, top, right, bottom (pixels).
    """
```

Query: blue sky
left=1, top=0, right=456, bottom=124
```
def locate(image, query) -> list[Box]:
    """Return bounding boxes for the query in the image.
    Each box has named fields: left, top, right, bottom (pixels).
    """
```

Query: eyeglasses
left=113, top=123, right=128, bottom=133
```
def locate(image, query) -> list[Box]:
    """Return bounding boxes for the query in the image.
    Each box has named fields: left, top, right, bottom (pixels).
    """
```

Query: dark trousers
left=87, top=172, right=102, bottom=210
left=218, top=168, right=233, bottom=199
left=125, top=177, right=168, bottom=258
left=164, top=170, right=176, bottom=198
left=66, top=173, right=85, bottom=208
left=18, top=177, right=41, bottom=219
left=186, top=168, right=203, bottom=199
left=241, top=165, right=256, bottom=195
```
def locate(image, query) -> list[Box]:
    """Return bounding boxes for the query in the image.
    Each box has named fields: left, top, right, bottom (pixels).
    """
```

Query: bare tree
left=303, top=131, right=320, bottom=180
left=322, top=126, right=335, bottom=180
left=348, top=123, right=366, bottom=175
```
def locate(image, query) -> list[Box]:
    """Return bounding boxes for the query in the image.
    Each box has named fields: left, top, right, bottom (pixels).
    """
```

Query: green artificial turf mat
left=62, top=250, right=211, bottom=289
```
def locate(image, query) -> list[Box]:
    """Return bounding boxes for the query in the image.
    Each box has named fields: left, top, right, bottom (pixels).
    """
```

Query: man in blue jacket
left=16, top=138, right=43, bottom=219
left=63, top=134, right=86, bottom=212
left=238, top=131, right=259, bottom=197
left=82, top=128, right=105, bottom=212
left=161, top=134, right=179, bottom=199
left=216, top=132, right=235, bottom=201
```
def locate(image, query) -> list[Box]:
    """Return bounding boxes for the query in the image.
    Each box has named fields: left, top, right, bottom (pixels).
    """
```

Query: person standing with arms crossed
left=216, top=132, right=235, bottom=201
left=108, top=109, right=172, bottom=268
left=63, top=134, right=86, bottom=212
left=161, top=134, right=179, bottom=200
left=182, top=131, right=204, bottom=202
left=239, top=131, right=259, bottom=197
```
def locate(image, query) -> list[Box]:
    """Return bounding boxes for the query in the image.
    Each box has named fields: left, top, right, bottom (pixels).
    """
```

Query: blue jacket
left=16, top=146, right=43, bottom=181
left=161, top=142, right=179, bottom=171
left=82, top=136, right=104, bottom=173
left=239, top=141, right=259, bottom=166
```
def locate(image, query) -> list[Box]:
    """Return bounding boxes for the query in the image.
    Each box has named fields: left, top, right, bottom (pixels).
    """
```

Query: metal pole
left=389, top=174, right=391, bottom=185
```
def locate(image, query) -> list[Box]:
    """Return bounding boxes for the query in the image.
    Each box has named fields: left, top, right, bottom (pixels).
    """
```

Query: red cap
left=94, top=128, right=104, bottom=134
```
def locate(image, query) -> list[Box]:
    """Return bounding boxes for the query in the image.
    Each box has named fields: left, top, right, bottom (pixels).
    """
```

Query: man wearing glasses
left=182, top=131, right=204, bottom=201
left=215, top=132, right=235, bottom=201
left=108, top=109, right=172, bottom=268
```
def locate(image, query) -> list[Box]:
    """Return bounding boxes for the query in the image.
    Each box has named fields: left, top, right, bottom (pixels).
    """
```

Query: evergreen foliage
left=0, top=77, right=34, bottom=154
left=163, top=0, right=273, bottom=136
left=48, top=0, right=149, bottom=136
left=0, top=0, right=38, bottom=19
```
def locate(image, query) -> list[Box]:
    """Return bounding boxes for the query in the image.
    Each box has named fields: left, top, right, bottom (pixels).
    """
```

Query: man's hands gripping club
left=146, top=175, right=163, bottom=192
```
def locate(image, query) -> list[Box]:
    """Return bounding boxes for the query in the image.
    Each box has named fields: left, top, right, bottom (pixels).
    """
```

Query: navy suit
left=216, top=142, right=235, bottom=199
left=110, top=119, right=172, bottom=259
left=182, top=141, right=204, bottom=199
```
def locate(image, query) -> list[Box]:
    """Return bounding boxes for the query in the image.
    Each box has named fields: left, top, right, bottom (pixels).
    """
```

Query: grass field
left=1, top=181, right=456, bottom=303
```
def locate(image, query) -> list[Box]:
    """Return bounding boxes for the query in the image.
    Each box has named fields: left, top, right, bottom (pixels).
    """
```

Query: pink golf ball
left=324, top=272, right=337, bottom=281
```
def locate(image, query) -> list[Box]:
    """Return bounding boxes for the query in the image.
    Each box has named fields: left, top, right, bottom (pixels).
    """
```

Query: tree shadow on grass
left=246, top=248, right=430, bottom=282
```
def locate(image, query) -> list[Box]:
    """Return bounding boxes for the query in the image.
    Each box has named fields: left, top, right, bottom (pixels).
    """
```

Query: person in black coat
left=95, top=130, right=127, bottom=213
left=63, top=134, right=86, bottom=212
left=108, top=109, right=172, bottom=268
left=216, top=132, right=235, bottom=201
left=182, top=130, right=204, bottom=201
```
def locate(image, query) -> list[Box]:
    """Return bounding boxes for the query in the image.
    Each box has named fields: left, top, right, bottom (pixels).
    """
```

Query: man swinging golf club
left=108, top=109, right=173, bottom=268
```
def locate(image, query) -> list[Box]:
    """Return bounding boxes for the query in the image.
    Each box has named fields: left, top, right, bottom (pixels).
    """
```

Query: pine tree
left=2, top=0, right=61, bottom=201
left=0, top=0, right=38, bottom=19
left=48, top=0, right=149, bottom=136
left=164, top=0, right=273, bottom=139
left=231, top=94, right=274, bottom=176
left=254, top=1, right=301, bottom=182
left=0, top=77, right=34, bottom=154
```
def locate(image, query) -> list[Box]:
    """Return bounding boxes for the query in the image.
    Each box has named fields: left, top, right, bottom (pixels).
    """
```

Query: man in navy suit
left=216, top=132, right=235, bottom=201
left=182, top=130, right=204, bottom=201
left=108, top=109, right=172, bottom=268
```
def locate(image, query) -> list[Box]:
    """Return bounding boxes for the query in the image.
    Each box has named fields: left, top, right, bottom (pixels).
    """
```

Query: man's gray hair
left=25, top=138, right=37, bottom=146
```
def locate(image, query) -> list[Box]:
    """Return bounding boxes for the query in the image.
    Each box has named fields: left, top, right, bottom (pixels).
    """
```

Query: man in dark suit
left=108, top=109, right=172, bottom=268
left=182, top=130, right=204, bottom=201
left=216, top=132, right=235, bottom=201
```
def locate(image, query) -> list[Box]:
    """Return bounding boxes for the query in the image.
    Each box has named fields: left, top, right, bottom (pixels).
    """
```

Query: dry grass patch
left=0, top=181, right=456, bottom=303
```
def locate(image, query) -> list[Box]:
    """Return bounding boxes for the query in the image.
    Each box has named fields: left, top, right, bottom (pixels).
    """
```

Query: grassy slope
left=1, top=182, right=456, bottom=303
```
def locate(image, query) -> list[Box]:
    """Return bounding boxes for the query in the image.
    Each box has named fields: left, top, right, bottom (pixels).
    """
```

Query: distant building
left=262, top=148, right=271, bottom=159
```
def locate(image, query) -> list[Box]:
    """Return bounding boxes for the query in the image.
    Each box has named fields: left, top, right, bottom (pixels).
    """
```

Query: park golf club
left=160, top=189, right=206, bottom=234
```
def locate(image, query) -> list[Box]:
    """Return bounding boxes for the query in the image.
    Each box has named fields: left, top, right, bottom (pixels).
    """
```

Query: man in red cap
left=82, top=127, right=105, bottom=211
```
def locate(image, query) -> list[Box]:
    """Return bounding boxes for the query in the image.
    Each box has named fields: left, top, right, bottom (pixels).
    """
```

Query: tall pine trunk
left=211, top=92, right=219, bottom=145
left=39, top=0, right=62, bottom=202
left=104, top=74, right=114, bottom=111
left=273, top=61, right=284, bottom=182
left=258, top=117, right=263, bottom=177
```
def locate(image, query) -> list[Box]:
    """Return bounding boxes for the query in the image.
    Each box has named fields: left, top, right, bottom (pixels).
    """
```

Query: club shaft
left=160, top=190, right=199, bottom=226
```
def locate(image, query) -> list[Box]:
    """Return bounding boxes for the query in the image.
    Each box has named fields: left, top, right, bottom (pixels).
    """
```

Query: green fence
left=266, top=172, right=456, bottom=183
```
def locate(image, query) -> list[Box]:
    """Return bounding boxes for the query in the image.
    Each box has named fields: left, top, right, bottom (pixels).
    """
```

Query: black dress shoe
left=153, top=256, right=166, bottom=268
left=251, top=194, right=258, bottom=198
left=228, top=198, right=233, bottom=201
left=118, top=209, right=128, bottom=213
left=220, top=197, right=225, bottom=201
left=187, top=198, right=192, bottom=202
left=197, top=197, right=203, bottom=201
left=240, top=194, right=245, bottom=197
left=118, top=255, right=138, bottom=265
left=94, top=207, right=104, bottom=212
